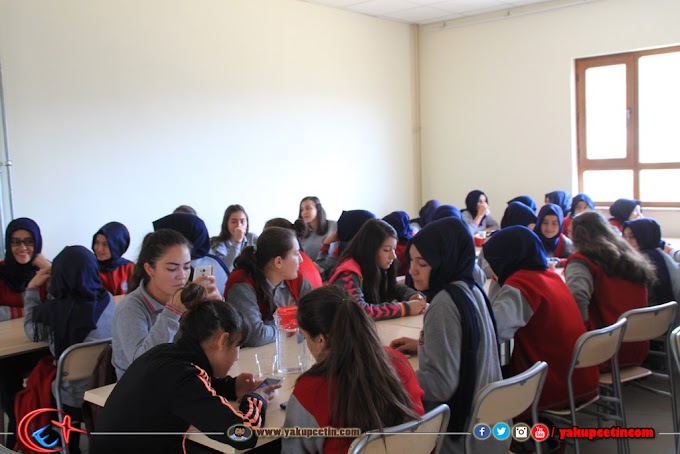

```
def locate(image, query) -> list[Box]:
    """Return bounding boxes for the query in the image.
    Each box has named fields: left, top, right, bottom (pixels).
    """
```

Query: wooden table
left=0, top=317, right=49, bottom=358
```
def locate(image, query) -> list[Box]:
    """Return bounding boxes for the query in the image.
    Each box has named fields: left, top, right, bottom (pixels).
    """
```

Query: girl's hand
left=27, top=267, right=51, bottom=290
left=32, top=253, right=51, bottom=270
left=251, top=383, right=281, bottom=401
left=407, top=299, right=427, bottom=315
left=193, top=275, right=223, bottom=301
left=323, top=231, right=338, bottom=245
left=390, top=337, right=418, bottom=354
left=234, top=373, right=256, bottom=400
left=408, top=293, right=426, bottom=302
left=167, top=288, right=188, bottom=313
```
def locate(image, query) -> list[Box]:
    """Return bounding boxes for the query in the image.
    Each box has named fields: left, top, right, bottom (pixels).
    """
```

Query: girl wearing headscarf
left=563, top=192, right=595, bottom=238
left=153, top=213, right=229, bottom=296
left=609, top=198, right=643, bottom=233
left=461, top=190, right=499, bottom=234
left=390, top=218, right=506, bottom=454
left=545, top=190, right=571, bottom=217
left=315, top=209, right=375, bottom=280
left=483, top=227, right=599, bottom=412
left=23, top=246, right=115, bottom=453
left=92, top=222, right=135, bottom=295
left=410, top=199, right=441, bottom=232
left=382, top=211, right=414, bottom=276
left=566, top=212, right=655, bottom=371
left=534, top=204, right=574, bottom=267
left=432, top=204, right=462, bottom=222
left=623, top=218, right=680, bottom=307
left=507, top=195, right=537, bottom=214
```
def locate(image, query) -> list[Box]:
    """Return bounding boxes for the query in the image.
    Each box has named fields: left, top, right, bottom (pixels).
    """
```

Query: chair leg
left=666, top=334, right=679, bottom=454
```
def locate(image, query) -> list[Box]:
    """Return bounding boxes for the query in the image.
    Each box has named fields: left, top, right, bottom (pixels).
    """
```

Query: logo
left=472, top=423, right=491, bottom=440
left=492, top=422, right=510, bottom=440
left=532, top=423, right=550, bottom=442
left=513, top=423, right=531, bottom=442
left=17, top=408, right=87, bottom=453
left=226, top=424, right=253, bottom=442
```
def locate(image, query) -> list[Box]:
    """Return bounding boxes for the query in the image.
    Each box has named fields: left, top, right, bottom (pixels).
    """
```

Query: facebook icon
left=473, top=423, right=491, bottom=440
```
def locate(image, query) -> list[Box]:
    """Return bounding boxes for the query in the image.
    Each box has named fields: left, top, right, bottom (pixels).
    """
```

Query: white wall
left=0, top=0, right=418, bottom=258
left=418, top=0, right=680, bottom=235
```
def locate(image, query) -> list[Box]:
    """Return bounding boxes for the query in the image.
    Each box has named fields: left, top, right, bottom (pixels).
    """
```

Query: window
left=575, top=46, right=680, bottom=207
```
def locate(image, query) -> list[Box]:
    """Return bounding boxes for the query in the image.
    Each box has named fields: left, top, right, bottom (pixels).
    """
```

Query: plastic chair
left=348, top=403, right=450, bottom=454
left=544, top=318, right=627, bottom=454
left=465, top=361, right=548, bottom=454
left=55, top=338, right=112, bottom=454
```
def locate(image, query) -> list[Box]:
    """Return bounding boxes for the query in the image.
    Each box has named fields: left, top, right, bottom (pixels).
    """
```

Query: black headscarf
left=382, top=211, right=414, bottom=243
left=483, top=226, right=548, bottom=286
left=336, top=210, right=376, bottom=254
left=153, top=213, right=210, bottom=259
left=411, top=200, right=441, bottom=228
left=609, top=198, right=640, bottom=224
left=92, top=222, right=133, bottom=272
left=464, top=190, right=487, bottom=218
left=0, top=218, right=43, bottom=293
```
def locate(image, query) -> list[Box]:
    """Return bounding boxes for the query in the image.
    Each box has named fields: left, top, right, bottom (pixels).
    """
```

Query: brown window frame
left=575, top=45, right=680, bottom=208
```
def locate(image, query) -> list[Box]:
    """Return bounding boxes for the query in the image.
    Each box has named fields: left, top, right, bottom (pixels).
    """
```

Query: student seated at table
left=112, top=229, right=221, bottom=379
left=390, top=217, right=507, bottom=454
left=609, top=198, right=643, bottom=233
left=432, top=204, right=462, bottom=221
left=410, top=199, right=441, bottom=233
left=225, top=227, right=312, bottom=347
left=315, top=209, right=375, bottom=279
left=210, top=204, right=259, bottom=273
left=564, top=192, right=595, bottom=238
left=566, top=211, right=655, bottom=370
left=23, top=246, right=115, bottom=454
left=92, top=221, right=135, bottom=295
left=173, top=204, right=197, bottom=215
left=545, top=190, right=571, bottom=217
left=623, top=218, right=680, bottom=307
left=93, top=285, right=277, bottom=454
left=382, top=211, right=415, bottom=276
left=508, top=195, right=537, bottom=213
left=534, top=204, right=574, bottom=267
left=327, top=219, right=427, bottom=321
left=461, top=189, right=499, bottom=234
left=483, top=226, right=599, bottom=412
left=282, top=286, right=424, bottom=454
left=0, top=218, right=50, bottom=448
left=297, top=196, right=337, bottom=261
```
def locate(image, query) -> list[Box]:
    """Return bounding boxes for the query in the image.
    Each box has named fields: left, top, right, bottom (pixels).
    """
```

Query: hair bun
left=181, top=283, right=209, bottom=311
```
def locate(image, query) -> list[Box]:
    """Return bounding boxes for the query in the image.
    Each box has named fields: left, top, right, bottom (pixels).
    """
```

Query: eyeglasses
left=10, top=238, right=35, bottom=247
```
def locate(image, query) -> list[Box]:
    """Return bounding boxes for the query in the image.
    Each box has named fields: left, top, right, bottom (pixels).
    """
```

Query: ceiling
left=300, top=0, right=580, bottom=25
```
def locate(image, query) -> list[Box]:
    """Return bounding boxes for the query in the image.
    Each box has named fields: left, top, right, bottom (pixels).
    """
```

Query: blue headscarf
left=570, top=193, right=594, bottom=216
left=545, top=191, right=571, bottom=217
left=412, top=200, right=441, bottom=228
left=432, top=204, right=462, bottom=221
left=0, top=218, right=43, bottom=293
left=337, top=210, right=376, bottom=254
left=507, top=196, right=537, bottom=213
left=382, top=211, right=413, bottom=243
left=464, top=190, right=487, bottom=218
left=534, top=204, right=564, bottom=253
left=501, top=202, right=537, bottom=229
left=31, top=246, right=109, bottom=358
left=92, top=222, right=133, bottom=273
left=610, top=198, right=640, bottom=224
left=153, top=213, right=210, bottom=259
left=483, top=226, right=548, bottom=286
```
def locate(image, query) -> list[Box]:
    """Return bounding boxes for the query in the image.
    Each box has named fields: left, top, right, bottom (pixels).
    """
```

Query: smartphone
left=193, top=265, right=213, bottom=279
left=255, top=377, right=283, bottom=390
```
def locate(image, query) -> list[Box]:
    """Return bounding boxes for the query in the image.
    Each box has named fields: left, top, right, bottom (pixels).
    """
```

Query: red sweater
left=0, top=272, right=47, bottom=320
left=99, top=262, right=135, bottom=296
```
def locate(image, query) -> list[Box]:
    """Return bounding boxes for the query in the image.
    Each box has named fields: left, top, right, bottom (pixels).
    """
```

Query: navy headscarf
left=570, top=193, right=594, bottom=216
left=337, top=210, right=376, bottom=253
left=507, top=196, right=537, bottom=213
left=411, top=200, right=441, bottom=228
left=153, top=213, right=210, bottom=259
left=545, top=191, right=571, bottom=217
left=92, top=222, right=133, bottom=273
left=534, top=204, right=564, bottom=253
left=464, top=190, right=487, bottom=218
left=610, top=198, right=640, bottom=224
left=0, top=218, right=43, bottom=293
left=432, top=204, right=462, bottom=222
left=624, top=218, right=673, bottom=305
left=500, top=202, right=537, bottom=229
left=382, top=211, right=413, bottom=243
left=31, top=246, right=109, bottom=358
left=483, top=226, right=548, bottom=286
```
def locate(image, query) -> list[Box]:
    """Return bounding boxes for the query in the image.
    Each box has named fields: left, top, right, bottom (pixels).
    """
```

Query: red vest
left=99, top=262, right=135, bottom=296
left=225, top=269, right=305, bottom=319
left=298, top=252, right=322, bottom=289
left=0, top=272, right=47, bottom=319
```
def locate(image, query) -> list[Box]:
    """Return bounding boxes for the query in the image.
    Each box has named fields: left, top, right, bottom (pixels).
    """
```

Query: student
left=566, top=211, right=656, bottom=370
left=111, top=229, right=220, bottom=379
left=282, top=286, right=424, bottom=454
left=390, top=217, right=507, bottom=454
left=315, top=209, right=375, bottom=279
left=534, top=204, right=574, bottom=266
left=263, top=217, right=323, bottom=288
left=92, top=221, right=135, bottom=295
left=93, top=285, right=277, bottom=454
left=328, top=219, right=427, bottom=321
left=173, top=205, right=197, bottom=215
left=545, top=190, right=571, bottom=217
left=564, top=192, right=595, bottom=238
left=483, top=226, right=599, bottom=411
left=508, top=195, right=537, bottom=213
left=153, top=213, right=229, bottom=296
left=623, top=218, right=680, bottom=307
left=461, top=190, right=499, bottom=234
left=410, top=199, right=441, bottom=232
left=23, top=246, right=115, bottom=454
left=297, top=196, right=337, bottom=261
left=500, top=201, right=537, bottom=230
left=432, top=204, right=462, bottom=221
left=609, top=198, right=643, bottom=233
left=225, top=227, right=311, bottom=347
left=382, top=211, right=414, bottom=276
left=210, top=204, right=259, bottom=272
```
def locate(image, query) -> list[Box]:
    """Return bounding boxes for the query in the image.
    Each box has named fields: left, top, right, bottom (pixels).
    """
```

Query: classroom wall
left=0, top=0, right=418, bottom=258
left=418, top=0, right=680, bottom=235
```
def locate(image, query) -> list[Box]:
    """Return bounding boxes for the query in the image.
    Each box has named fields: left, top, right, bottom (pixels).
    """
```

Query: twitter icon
left=493, top=422, right=511, bottom=440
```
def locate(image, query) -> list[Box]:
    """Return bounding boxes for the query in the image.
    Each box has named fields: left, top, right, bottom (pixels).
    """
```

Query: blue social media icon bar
left=493, top=422, right=511, bottom=440
left=473, top=423, right=491, bottom=440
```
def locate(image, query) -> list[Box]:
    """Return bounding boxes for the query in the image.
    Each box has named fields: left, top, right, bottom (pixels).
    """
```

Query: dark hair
left=129, top=229, right=192, bottom=292
left=213, top=205, right=250, bottom=243
left=173, top=205, right=197, bottom=215
left=336, top=219, right=398, bottom=304
left=298, top=196, right=330, bottom=236
left=298, top=286, right=418, bottom=431
left=233, top=227, right=297, bottom=319
left=264, top=218, right=294, bottom=230
left=571, top=211, right=656, bottom=285
left=179, top=284, right=249, bottom=346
